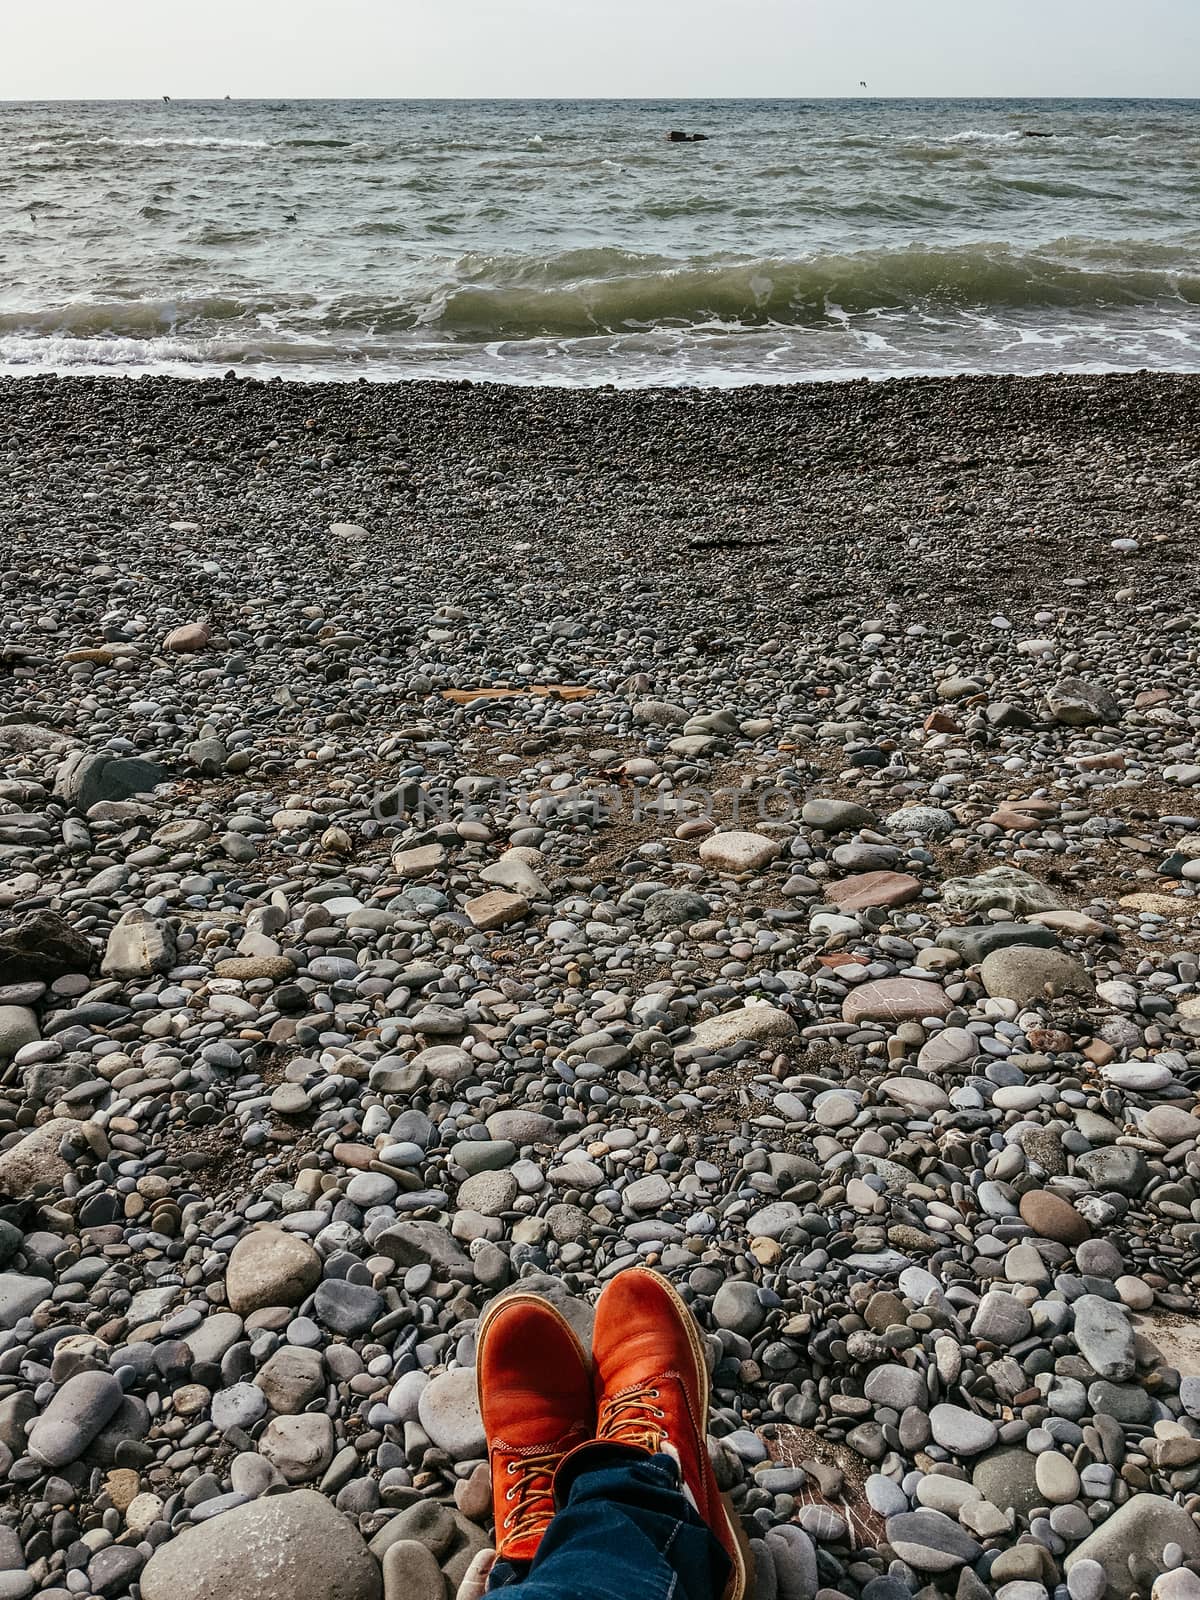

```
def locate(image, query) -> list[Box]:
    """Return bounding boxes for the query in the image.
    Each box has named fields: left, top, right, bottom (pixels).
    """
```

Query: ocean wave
left=6, top=245, right=1197, bottom=349
left=995, top=177, right=1124, bottom=201
left=414, top=249, right=1200, bottom=337
left=0, top=297, right=271, bottom=337
left=22, top=134, right=268, bottom=153
left=0, top=332, right=206, bottom=366
left=945, top=129, right=1028, bottom=145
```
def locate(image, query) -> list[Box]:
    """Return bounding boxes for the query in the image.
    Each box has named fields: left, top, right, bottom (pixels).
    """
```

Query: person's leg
left=475, top=1272, right=749, bottom=1600
left=488, top=1443, right=729, bottom=1600
left=589, top=1267, right=750, bottom=1600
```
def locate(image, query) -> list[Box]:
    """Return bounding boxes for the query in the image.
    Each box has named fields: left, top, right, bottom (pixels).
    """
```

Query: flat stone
left=929, top=1404, right=997, bottom=1455
left=826, top=871, right=922, bottom=911
left=391, top=845, right=446, bottom=879
left=0, top=1271, right=48, bottom=1328
left=683, top=1005, right=798, bottom=1051
left=1140, top=1105, right=1200, bottom=1144
left=457, top=1170, right=519, bottom=1216
left=417, top=1368, right=485, bottom=1458
left=941, top=867, right=1063, bottom=915
left=138, top=1488, right=381, bottom=1600
left=0, top=1007, right=38, bottom=1060
left=842, top=979, right=951, bottom=1024
left=980, top=945, right=1093, bottom=1004
left=55, top=750, right=167, bottom=812
left=865, top=1364, right=927, bottom=1410
left=259, top=1413, right=335, bottom=1483
left=256, top=1346, right=325, bottom=1414
left=884, top=805, right=956, bottom=839
left=884, top=1510, right=981, bottom=1572
left=879, top=1077, right=950, bottom=1115
left=1046, top=676, right=1120, bottom=727
left=802, top=799, right=877, bottom=831
left=1073, top=1295, right=1136, bottom=1381
left=464, top=890, right=529, bottom=931
left=698, top=831, right=780, bottom=873
left=642, top=890, right=712, bottom=929
left=745, top=1202, right=803, bottom=1240
left=936, top=922, right=1059, bottom=964
left=917, top=1027, right=978, bottom=1071
left=211, top=1382, right=268, bottom=1432
left=375, top=1221, right=472, bottom=1273
left=712, top=1280, right=766, bottom=1338
left=163, top=621, right=211, bottom=652
left=972, top=1291, right=1033, bottom=1346
left=28, top=1371, right=125, bottom=1466
left=313, top=1279, right=385, bottom=1336
left=1035, top=1450, right=1081, bottom=1503
left=0, top=910, right=94, bottom=985
left=381, top=1541, right=444, bottom=1600
left=1019, top=1189, right=1090, bottom=1245
left=101, top=912, right=176, bottom=980
left=214, top=956, right=296, bottom=980
left=1076, top=1145, right=1149, bottom=1196
left=972, top=1446, right=1042, bottom=1518
left=623, top=1174, right=672, bottom=1215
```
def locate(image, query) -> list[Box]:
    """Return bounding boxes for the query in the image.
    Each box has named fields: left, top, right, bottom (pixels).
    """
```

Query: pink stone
left=163, top=622, right=210, bottom=653
left=825, top=871, right=922, bottom=911
left=842, top=978, right=952, bottom=1025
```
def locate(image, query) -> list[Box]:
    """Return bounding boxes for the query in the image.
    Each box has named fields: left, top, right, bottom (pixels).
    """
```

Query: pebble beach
left=2, top=367, right=1200, bottom=1600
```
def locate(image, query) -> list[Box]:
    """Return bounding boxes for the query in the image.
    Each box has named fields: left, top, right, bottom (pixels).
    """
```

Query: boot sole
left=619, top=1267, right=751, bottom=1600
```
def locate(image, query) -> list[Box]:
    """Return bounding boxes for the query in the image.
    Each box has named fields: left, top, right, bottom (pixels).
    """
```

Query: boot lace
left=502, top=1450, right=559, bottom=1543
left=597, top=1380, right=668, bottom=1451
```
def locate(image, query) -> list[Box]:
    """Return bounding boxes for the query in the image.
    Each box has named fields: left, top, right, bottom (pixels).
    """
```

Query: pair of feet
left=476, top=1265, right=747, bottom=1598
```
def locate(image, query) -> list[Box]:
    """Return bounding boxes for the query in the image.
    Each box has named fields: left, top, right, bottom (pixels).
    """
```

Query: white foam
left=23, top=135, right=268, bottom=152
left=944, top=129, right=1025, bottom=145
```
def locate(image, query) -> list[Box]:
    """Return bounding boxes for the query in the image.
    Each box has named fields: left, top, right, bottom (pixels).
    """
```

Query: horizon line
left=3, top=92, right=1199, bottom=104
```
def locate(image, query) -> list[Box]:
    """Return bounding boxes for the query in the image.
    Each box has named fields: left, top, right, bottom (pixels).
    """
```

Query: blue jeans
left=489, top=1445, right=731, bottom=1600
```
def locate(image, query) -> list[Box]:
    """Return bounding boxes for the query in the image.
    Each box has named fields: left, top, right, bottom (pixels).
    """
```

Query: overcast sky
left=2, top=0, right=1197, bottom=100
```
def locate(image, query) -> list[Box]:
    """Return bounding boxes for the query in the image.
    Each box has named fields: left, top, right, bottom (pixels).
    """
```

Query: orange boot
left=475, top=1293, right=595, bottom=1564
left=591, top=1266, right=748, bottom=1600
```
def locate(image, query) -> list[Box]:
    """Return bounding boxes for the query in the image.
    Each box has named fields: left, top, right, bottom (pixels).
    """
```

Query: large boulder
left=682, top=1005, right=797, bottom=1052
left=101, top=911, right=177, bottom=980
left=941, top=866, right=1063, bottom=915
left=1045, top=676, right=1121, bottom=727
left=225, top=1228, right=321, bottom=1315
left=139, top=1489, right=381, bottom=1600
left=0, top=1118, right=101, bottom=1199
left=1064, top=1494, right=1200, bottom=1598
left=0, top=910, right=95, bottom=984
left=979, top=945, right=1093, bottom=1005
left=54, top=750, right=168, bottom=812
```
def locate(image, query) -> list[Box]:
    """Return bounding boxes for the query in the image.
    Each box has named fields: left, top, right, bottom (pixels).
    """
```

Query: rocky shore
left=2, top=369, right=1200, bottom=1600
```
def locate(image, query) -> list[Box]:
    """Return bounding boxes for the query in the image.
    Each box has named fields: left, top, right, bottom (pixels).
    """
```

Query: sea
left=2, top=97, right=1199, bottom=386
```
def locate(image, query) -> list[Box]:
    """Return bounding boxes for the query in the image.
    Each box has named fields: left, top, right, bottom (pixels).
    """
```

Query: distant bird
left=859, top=80, right=868, bottom=87
left=283, top=212, right=298, bottom=223
left=162, top=94, right=171, bottom=102
left=28, top=208, right=36, bottom=226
